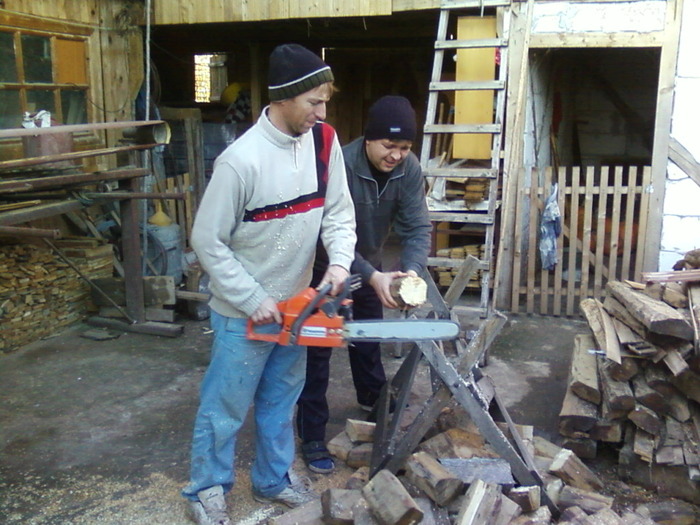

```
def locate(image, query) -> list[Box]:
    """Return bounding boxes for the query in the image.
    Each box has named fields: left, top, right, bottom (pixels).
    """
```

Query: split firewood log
left=390, top=275, right=427, bottom=308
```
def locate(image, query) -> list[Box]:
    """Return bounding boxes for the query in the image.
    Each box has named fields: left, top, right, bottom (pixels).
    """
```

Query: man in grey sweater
left=183, top=44, right=356, bottom=525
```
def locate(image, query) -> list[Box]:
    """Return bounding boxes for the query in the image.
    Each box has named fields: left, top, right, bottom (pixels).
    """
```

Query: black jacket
left=342, top=136, right=431, bottom=284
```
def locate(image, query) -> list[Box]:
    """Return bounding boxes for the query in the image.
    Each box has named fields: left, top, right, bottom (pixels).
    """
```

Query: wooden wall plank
left=579, top=166, right=595, bottom=305
left=643, top=0, right=684, bottom=273
left=155, top=0, right=392, bottom=24
left=526, top=176, right=538, bottom=314
left=566, top=167, right=581, bottom=316
left=2, top=1, right=100, bottom=25
left=510, top=167, right=526, bottom=313
left=620, top=166, right=637, bottom=282
left=529, top=31, right=663, bottom=49
left=593, top=166, right=609, bottom=300
left=552, top=166, right=566, bottom=316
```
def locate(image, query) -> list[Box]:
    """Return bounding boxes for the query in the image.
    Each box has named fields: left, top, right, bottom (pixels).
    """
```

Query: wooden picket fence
left=508, top=165, right=652, bottom=316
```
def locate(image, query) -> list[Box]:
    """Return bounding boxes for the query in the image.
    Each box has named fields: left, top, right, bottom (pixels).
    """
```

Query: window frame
left=0, top=16, right=92, bottom=130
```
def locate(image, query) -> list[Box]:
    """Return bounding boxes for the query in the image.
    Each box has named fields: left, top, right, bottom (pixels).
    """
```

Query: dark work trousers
left=296, top=278, right=387, bottom=443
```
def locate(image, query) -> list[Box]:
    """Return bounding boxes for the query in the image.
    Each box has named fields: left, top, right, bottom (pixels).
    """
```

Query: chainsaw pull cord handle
left=288, top=282, right=333, bottom=344
left=319, top=274, right=361, bottom=318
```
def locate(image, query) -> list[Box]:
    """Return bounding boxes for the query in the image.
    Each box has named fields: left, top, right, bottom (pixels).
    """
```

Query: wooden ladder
left=421, top=0, right=512, bottom=314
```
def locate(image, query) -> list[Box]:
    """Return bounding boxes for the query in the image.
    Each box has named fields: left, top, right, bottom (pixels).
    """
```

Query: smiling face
left=364, top=138, right=413, bottom=173
left=269, top=83, right=333, bottom=136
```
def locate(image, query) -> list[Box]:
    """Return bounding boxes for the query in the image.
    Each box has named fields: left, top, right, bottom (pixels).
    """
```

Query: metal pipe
left=42, top=238, right=136, bottom=324
left=0, top=226, right=62, bottom=239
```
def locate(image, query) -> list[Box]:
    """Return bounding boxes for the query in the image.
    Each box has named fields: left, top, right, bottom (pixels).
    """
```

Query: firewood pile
left=0, top=238, right=112, bottom=352
left=435, top=244, right=484, bottom=288
left=267, top=411, right=698, bottom=524
left=443, top=177, right=490, bottom=204
left=559, top=274, right=700, bottom=505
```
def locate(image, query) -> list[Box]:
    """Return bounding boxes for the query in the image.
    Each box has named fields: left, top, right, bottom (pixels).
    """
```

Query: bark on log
left=606, top=281, right=693, bottom=340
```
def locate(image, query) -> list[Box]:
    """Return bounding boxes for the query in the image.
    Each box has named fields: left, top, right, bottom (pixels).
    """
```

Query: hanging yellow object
left=148, top=200, right=173, bottom=227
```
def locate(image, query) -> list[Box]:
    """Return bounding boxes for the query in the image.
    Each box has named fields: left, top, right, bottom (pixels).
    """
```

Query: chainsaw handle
left=289, top=282, right=332, bottom=341
left=246, top=319, right=282, bottom=342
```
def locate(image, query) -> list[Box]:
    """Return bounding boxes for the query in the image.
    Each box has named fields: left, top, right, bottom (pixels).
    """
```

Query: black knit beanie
left=364, top=95, right=417, bottom=141
left=268, top=44, right=334, bottom=101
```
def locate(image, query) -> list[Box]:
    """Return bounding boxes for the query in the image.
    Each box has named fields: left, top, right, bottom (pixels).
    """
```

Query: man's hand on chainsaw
left=250, top=296, right=282, bottom=325
left=317, top=264, right=350, bottom=296
left=370, top=270, right=411, bottom=309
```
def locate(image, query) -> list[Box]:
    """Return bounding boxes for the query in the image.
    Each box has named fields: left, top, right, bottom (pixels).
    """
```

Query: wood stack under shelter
left=559, top=273, right=700, bottom=504
left=0, top=238, right=112, bottom=352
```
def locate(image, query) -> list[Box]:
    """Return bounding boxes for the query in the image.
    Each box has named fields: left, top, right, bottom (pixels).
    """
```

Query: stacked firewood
left=0, top=238, right=113, bottom=352
left=435, top=244, right=484, bottom=288
left=269, top=414, right=692, bottom=524
left=443, top=177, right=491, bottom=204
left=560, top=277, right=700, bottom=501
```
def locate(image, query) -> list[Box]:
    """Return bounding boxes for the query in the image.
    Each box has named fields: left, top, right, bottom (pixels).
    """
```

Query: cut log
left=558, top=505, right=588, bottom=522
left=631, top=374, right=670, bottom=415
left=644, top=282, right=688, bottom=309
left=662, top=349, right=690, bottom=377
left=361, top=469, right=423, bottom=525
left=404, top=451, right=464, bottom=506
left=655, top=445, right=685, bottom=466
left=580, top=298, right=607, bottom=355
left=569, top=334, right=601, bottom=404
left=603, top=295, right=646, bottom=336
left=346, top=467, right=371, bottom=490
left=559, top=383, right=598, bottom=437
left=455, top=479, right=521, bottom=525
left=644, top=363, right=678, bottom=396
left=548, top=448, right=603, bottom=491
left=346, top=442, right=374, bottom=469
left=352, top=498, right=381, bottom=525
left=438, top=457, right=515, bottom=486
left=599, top=358, right=635, bottom=414
left=561, top=437, right=597, bottom=459
left=628, top=404, right=663, bottom=436
left=597, top=299, right=622, bottom=364
left=506, top=486, right=540, bottom=513
left=269, top=500, right=324, bottom=525
left=413, top=497, right=450, bottom=525
left=639, top=500, right=699, bottom=525
left=632, top=427, right=656, bottom=463
left=346, top=419, right=376, bottom=443
left=606, top=280, right=693, bottom=340
left=607, top=357, right=640, bottom=382
left=328, top=431, right=354, bottom=461
left=584, top=507, right=624, bottom=525
left=533, top=436, right=563, bottom=459
left=589, top=419, right=624, bottom=443
left=389, top=276, right=427, bottom=308
left=557, top=485, right=613, bottom=514
left=509, top=506, right=552, bottom=525
left=321, top=488, right=363, bottom=525
left=671, top=370, right=700, bottom=404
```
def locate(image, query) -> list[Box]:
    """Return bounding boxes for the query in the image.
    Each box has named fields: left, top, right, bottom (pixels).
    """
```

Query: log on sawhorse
left=368, top=261, right=560, bottom=518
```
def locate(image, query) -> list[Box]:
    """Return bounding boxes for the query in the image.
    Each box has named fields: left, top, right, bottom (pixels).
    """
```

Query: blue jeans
left=182, top=311, right=306, bottom=500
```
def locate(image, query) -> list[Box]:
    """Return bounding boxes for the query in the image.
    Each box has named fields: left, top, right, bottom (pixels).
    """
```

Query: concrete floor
left=0, top=306, right=588, bottom=524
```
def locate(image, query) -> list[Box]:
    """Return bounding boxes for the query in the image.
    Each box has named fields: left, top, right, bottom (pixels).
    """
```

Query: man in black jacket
left=296, top=95, right=431, bottom=473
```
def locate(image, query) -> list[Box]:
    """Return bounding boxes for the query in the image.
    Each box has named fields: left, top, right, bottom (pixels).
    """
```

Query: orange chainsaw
left=246, top=276, right=460, bottom=347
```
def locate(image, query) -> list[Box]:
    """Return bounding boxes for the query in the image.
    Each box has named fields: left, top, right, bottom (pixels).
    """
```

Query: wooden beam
left=529, top=31, right=663, bottom=48
left=668, top=137, right=700, bottom=187
left=643, top=0, right=684, bottom=273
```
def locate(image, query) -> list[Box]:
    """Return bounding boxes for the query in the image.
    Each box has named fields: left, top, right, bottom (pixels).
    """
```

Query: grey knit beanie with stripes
left=268, top=44, right=334, bottom=101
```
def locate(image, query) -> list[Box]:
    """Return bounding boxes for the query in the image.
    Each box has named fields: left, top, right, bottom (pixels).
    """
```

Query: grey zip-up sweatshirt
left=191, top=110, right=356, bottom=319
left=342, top=136, right=431, bottom=283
